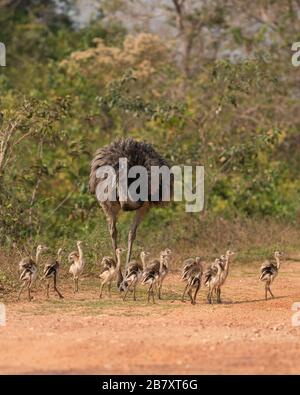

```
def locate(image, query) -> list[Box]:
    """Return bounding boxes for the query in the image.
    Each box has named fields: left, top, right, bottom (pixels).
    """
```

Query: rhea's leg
left=217, top=287, right=221, bottom=303
left=265, top=283, right=268, bottom=300
left=158, top=276, right=166, bottom=300
left=187, top=287, right=194, bottom=304
left=28, top=280, right=33, bottom=301
left=207, top=292, right=211, bottom=304
left=110, top=219, right=121, bottom=286
left=73, top=277, right=77, bottom=293
left=207, top=285, right=212, bottom=304
left=193, top=282, right=200, bottom=304
left=99, top=281, right=104, bottom=299
left=147, top=284, right=152, bottom=303
left=103, top=203, right=122, bottom=287
left=126, top=205, right=149, bottom=271
left=46, top=281, right=50, bottom=298
left=210, top=287, right=216, bottom=304
left=152, top=286, right=155, bottom=304
left=158, top=281, right=162, bottom=300
left=268, top=285, right=275, bottom=299
left=181, top=283, right=189, bottom=302
left=108, top=281, right=112, bottom=298
left=54, top=274, right=64, bottom=299
left=18, top=283, right=25, bottom=301
left=123, top=286, right=130, bottom=301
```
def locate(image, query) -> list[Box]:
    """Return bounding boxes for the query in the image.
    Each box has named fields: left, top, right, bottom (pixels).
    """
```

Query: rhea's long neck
left=77, top=245, right=84, bottom=267
left=77, top=244, right=84, bottom=261
left=116, top=252, right=122, bottom=271
left=159, top=255, right=165, bottom=273
left=224, top=255, right=230, bottom=273
left=275, top=256, right=280, bottom=270
left=57, top=252, right=63, bottom=264
left=35, top=250, right=41, bottom=265
left=141, top=254, right=147, bottom=270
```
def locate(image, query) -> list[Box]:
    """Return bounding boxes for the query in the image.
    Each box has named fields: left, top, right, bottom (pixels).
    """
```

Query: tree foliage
left=0, top=0, right=300, bottom=250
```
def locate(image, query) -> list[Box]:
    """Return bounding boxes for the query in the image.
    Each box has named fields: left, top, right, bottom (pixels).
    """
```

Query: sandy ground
left=1, top=261, right=300, bottom=374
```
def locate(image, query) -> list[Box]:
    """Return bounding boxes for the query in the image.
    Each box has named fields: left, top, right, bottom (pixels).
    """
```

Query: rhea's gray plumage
left=204, top=258, right=223, bottom=304
left=43, top=248, right=64, bottom=299
left=181, top=256, right=202, bottom=282
left=203, top=263, right=218, bottom=287
left=181, top=256, right=203, bottom=304
left=89, top=138, right=173, bottom=203
left=99, top=248, right=125, bottom=298
left=142, top=262, right=160, bottom=303
left=120, top=260, right=143, bottom=301
left=260, top=251, right=284, bottom=300
left=18, top=245, right=48, bottom=302
left=89, top=137, right=174, bottom=287
left=204, top=250, right=235, bottom=304
left=203, top=250, right=235, bottom=304
left=120, top=250, right=150, bottom=301
left=19, top=258, right=37, bottom=283
left=142, top=249, right=170, bottom=303
left=19, top=257, right=35, bottom=274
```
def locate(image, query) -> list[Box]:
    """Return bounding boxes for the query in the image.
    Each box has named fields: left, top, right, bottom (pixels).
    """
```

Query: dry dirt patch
left=1, top=262, right=300, bottom=374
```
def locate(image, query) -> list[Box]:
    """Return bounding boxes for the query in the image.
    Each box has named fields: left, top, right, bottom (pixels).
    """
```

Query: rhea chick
left=69, top=241, right=85, bottom=293
left=43, top=247, right=64, bottom=299
left=18, top=244, right=48, bottom=301
left=260, top=251, right=284, bottom=300
left=142, top=249, right=170, bottom=303
left=181, top=256, right=203, bottom=304
left=99, top=248, right=126, bottom=298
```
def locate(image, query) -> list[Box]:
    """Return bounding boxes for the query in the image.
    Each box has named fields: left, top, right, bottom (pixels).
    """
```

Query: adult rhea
left=89, top=138, right=173, bottom=286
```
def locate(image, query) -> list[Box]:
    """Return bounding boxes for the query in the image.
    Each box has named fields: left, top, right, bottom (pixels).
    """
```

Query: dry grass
left=1, top=217, right=300, bottom=294
left=140, top=216, right=300, bottom=267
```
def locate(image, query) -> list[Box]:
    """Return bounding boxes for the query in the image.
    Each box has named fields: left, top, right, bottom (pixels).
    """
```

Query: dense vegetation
left=1, top=0, right=300, bottom=272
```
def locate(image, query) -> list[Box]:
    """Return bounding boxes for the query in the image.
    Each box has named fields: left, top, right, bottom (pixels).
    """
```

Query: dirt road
left=1, top=262, right=300, bottom=374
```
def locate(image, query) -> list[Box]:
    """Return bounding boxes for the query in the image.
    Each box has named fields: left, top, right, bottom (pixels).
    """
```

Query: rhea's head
left=57, top=248, right=65, bottom=257
left=116, top=248, right=126, bottom=256
left=141, top=250, right=151, bottom=260
left=225, top=250, right=235, bottom=258
left=195, top=256, right=202, bottom=264
left=274, top=251, right=284, bottom=259
left=37, top=245, right=48, bottom=254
